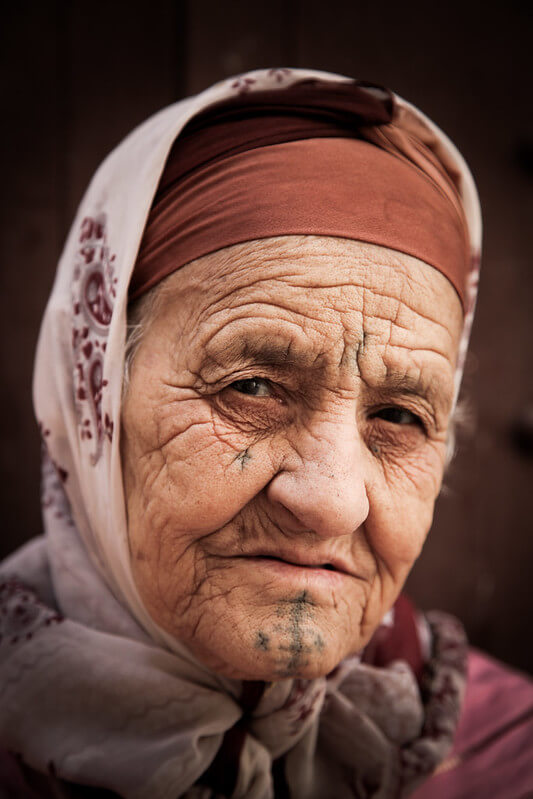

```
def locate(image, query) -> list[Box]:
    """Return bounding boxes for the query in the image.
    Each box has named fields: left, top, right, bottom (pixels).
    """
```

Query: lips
left=238, top=550, right=354, bottom=577
left=254, top=555, right=337, bottom=571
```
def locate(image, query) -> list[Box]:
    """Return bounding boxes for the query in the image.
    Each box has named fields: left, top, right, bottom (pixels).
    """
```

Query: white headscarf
left=0, top=68, right=481, bottom=798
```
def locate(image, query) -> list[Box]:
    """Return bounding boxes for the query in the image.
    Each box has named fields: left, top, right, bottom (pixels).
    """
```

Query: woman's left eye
left=372, top=407, right=422, bottom=427
left=230, top=378, right=272, bottom=397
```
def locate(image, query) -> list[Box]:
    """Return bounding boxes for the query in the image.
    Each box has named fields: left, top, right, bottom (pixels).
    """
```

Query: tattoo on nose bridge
left=340, top=330, right=367, bottom=371
left=234, top=448, right=252, bottom=470
left=355, top=331, right=367, bottom=372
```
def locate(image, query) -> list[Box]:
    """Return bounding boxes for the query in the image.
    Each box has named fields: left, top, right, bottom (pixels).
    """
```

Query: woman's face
left=122, top=235, right=463, bottom=681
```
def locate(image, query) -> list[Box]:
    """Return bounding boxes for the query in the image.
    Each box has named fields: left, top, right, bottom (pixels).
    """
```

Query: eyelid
left=224, top=373, right=290, bottom=403
left=230, top=377, right=273, bottom=397
left=373, top=406, right=423, bottom=425
left=205, top=367, right=294, bottom=395
left=368, top=401, right=432, bottom=433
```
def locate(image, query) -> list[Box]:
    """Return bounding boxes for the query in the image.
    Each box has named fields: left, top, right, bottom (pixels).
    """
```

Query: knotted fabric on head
left=130, top=79, right=471, bottom=311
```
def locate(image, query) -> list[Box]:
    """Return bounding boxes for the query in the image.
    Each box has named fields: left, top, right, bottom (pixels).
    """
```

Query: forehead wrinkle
left=347, top=313, right=455, bottom=418
left=360, top=284, right=457, bottom=341
left=357, top=286, right=458, bottom=373
left=163, top=238, right=460, bottom=391
left=192, top=287, right=350, bottom=354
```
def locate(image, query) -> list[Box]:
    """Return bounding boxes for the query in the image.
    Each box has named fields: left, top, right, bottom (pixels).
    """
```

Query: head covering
left=0, top=69, right=477, bottom=798
left=131, top=80, right=470, bottom=309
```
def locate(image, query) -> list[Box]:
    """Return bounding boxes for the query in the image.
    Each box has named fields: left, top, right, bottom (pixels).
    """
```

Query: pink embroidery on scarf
left=230, top=69, right=293, bottom=95
left=267, top=68, right=292, bottom=83
left=399, top=612, right=467, bottom=785
left=40, top=445, right=73, bottom=524
left=284, top=679, right=325, bottom=735
left=230, top=76, right=257, bottom=94
left=72, top=214, right=117, bottom=465
left=0, top=579, right=63, bottom=646
left=38, top=423, right=68, bottom=487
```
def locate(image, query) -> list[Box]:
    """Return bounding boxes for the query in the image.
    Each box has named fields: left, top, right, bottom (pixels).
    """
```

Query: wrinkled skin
left=121, top=236, right=463, bottom=681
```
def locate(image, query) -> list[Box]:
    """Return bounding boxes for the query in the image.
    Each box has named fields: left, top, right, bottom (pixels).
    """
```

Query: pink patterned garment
left=412, top=650, right=533, bottom=799
left=2, top=68, right=525, bottom=799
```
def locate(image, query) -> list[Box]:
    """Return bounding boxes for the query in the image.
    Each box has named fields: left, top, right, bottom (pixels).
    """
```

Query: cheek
left=148, top=400, right=279, bottom=528
left=123, top=390, right=280, bottom=597
left=366, top=441, right=445, bottom=569
left=355, top=443, right=444, bottom=643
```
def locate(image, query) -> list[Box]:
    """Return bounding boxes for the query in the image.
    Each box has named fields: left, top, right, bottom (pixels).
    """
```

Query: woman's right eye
left=230, top=378, right=272, bottom=397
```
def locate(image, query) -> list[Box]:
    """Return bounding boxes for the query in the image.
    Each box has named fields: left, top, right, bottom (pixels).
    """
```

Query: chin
left=189, top=622, right=353, bottom=683
left=205, top=651, right=345, bottom=683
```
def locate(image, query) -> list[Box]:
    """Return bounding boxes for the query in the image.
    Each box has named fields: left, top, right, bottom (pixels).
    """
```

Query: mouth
left=237, top=552, right=354, bottom=578
left=252, top=555, right=338, bottom=569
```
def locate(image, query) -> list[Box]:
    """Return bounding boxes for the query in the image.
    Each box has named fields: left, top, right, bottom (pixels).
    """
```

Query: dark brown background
left=1, top=1, right=532, bottom=672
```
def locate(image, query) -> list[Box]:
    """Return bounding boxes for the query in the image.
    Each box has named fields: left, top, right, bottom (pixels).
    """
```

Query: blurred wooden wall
left=1, top=0, right=532, bottom=673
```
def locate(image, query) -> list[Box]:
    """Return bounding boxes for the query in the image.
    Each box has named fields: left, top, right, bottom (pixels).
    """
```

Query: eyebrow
left=200, top=335, right=324, bottom=373
left=199, top=334, right=453, bottom=414
left=370, top=370, right=452, bottom=418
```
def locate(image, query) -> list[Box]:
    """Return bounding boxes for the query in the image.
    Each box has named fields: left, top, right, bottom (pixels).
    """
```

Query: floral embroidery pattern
left=0, top=579, right=63, bottom=647
left=230, top=76, right=257, bottom=94
left=40, top=444, right=73, bottom=525
left=400, top=612, right=467, bottom=785
left=229, top=68, right=293, bottom=95
left=39, top=423, right=68, bottom=487
left=72, top=214, right=117, bottom=465
left=284, top=678, right=325, bottom=736
left=267, top=68, right=292, bottom=83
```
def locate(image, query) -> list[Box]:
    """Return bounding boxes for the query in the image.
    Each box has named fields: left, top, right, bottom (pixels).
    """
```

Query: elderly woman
left=0, top=68, right=531, bottom=799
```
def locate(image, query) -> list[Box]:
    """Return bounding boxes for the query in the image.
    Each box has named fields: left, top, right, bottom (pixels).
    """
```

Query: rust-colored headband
left=130, top=80, right=469, bottom=309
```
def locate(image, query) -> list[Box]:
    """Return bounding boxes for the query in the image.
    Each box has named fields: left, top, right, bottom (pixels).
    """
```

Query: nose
left=266, top=420, right=370, bottom=539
